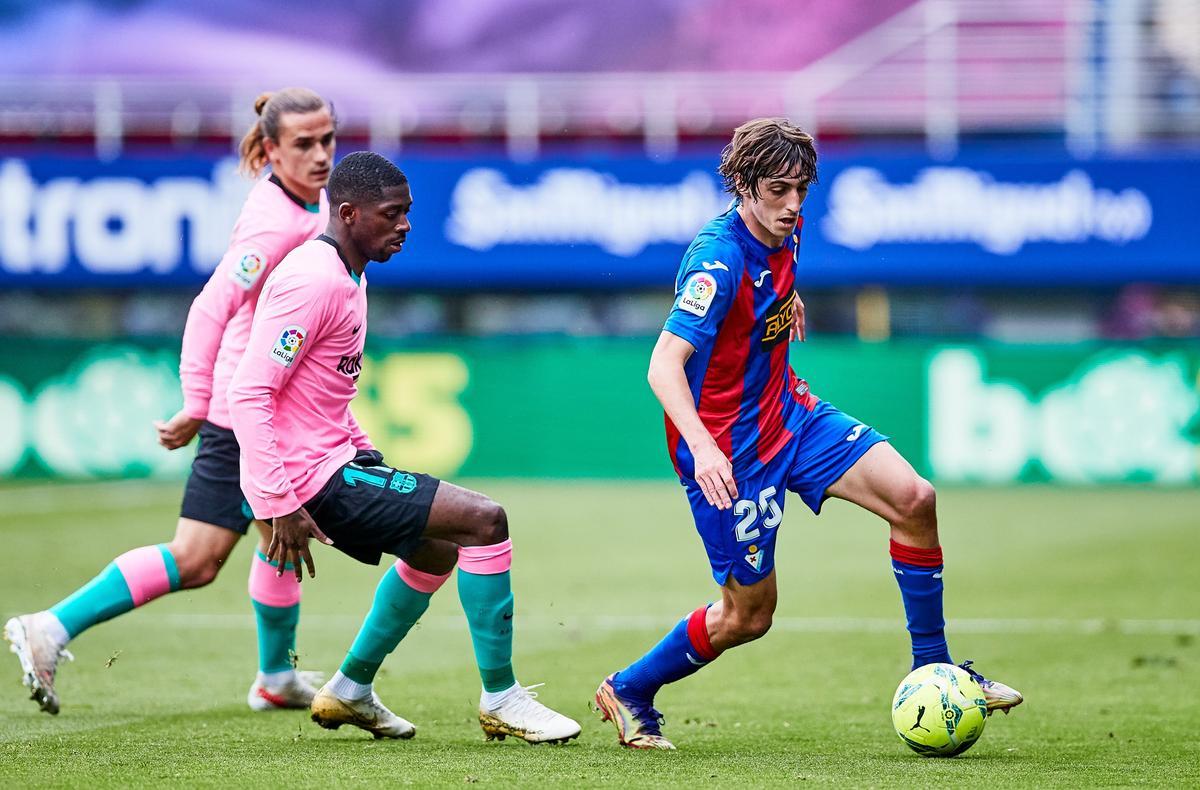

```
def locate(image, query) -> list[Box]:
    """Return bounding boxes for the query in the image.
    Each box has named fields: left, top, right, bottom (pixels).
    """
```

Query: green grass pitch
left=1, top=481, right=1197, bottom=788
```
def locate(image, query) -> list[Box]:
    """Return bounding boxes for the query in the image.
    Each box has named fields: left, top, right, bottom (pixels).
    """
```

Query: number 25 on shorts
left=733, top=486, right=783, bottom=542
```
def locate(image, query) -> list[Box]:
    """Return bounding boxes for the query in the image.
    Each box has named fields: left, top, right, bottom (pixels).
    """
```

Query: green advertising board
left=0, top=337, right=1196, bottom=485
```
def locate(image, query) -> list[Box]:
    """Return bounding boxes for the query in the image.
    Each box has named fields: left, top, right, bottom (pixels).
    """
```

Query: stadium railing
left=0, top=0, right=1194, bottom=158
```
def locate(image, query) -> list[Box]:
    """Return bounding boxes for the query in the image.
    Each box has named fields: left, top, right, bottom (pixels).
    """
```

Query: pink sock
left=394, top=558, right=454, bottom=593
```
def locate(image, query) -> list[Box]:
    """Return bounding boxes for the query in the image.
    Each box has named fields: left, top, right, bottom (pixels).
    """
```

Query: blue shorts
left=685, top=399, right=888, bottom=587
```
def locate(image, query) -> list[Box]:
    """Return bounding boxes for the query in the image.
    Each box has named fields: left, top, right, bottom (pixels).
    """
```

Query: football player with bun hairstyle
left=5, top=88, right=338, bottom=716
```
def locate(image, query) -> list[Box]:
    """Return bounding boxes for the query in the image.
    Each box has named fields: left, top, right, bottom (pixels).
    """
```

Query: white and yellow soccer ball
left=891, top=663, right=988, bottom=757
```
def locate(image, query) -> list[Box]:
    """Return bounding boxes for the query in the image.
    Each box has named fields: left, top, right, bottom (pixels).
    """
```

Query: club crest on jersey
left=229, top=249, right=267, bottom=290
left=271, top=325, right=306, bottom=367
left=679, top=272, right=717, bottom=317
left=761, top=291, right=797, bottom=350
left=745, top=549, right=764, bottom=572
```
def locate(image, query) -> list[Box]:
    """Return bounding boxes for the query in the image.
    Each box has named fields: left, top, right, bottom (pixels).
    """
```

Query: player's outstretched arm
left=648, top=331, right=738, bottom=510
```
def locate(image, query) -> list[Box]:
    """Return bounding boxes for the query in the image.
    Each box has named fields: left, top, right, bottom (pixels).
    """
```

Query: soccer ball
left=891, top=663, right=988, bottom=757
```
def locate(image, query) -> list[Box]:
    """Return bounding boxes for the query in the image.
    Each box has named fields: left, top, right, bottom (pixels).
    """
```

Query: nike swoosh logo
left=754, top=270, right=771, bottom=288
left=351, top=324, right=362, bottom=334
left=502, top=612, right=514, bottom=621
left=701, top=261, right=729, bottom=272
left=685, top=653, right=705, bottom=666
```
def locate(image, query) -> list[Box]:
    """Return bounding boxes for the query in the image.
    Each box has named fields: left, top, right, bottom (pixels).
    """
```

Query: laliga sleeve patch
left=678, top=272, right=718, bottom=317
left=270, top=325, right=307, bottom=367
left=229, top=249, right=267, bottom=290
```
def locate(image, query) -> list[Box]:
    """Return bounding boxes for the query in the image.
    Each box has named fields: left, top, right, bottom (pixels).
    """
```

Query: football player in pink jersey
left=229, top=152, right=580, bottom=744
left=5, top=87, right=336, bottom=715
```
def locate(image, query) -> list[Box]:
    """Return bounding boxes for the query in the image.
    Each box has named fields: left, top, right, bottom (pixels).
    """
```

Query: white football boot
left=479, top=683, right=582, bottom=744
left=5, top=614, right=73, bottom=716
left=959, top=660, right=1024, bottom=714
left=247, top=670, right=324, bottom=711
left=309, top=684, right=416, bottom=739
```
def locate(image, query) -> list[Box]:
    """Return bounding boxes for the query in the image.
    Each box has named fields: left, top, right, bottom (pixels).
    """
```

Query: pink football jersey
left=179, top=176, right=328, bottom=428
left=228, top=238, right=372, bottom=519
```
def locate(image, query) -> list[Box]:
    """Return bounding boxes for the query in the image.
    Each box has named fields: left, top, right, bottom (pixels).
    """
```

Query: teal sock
left=457, top=568, right=516, bottom=693
left=50, top=544, right=180, bottom=638
left=249, top=552, right=301, bottom=674
left=252, top=600, right=300, bottom=673
left=339, top=567, right=432, bottom=684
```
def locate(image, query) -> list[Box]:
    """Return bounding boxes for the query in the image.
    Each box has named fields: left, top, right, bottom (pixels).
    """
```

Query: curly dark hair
left=327, top=151, right=408, bottom=206
left=718, top=118, right=818, bottom=200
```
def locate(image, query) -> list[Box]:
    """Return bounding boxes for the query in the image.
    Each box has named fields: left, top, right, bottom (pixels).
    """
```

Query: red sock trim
left=686, top=605, right=719, bottom=661
left=889, top=539, right=943, bottom=568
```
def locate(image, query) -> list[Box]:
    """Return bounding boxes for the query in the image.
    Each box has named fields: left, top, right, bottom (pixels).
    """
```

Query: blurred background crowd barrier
left=1, top=0, right=1197, bottom=484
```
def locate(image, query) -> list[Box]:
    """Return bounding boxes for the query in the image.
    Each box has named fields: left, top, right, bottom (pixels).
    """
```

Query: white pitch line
left=96, top=613, right=1200, bottom=635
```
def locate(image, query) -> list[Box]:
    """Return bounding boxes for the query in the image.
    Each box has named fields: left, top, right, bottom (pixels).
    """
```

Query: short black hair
left=328, top=151, right=408, bottom=206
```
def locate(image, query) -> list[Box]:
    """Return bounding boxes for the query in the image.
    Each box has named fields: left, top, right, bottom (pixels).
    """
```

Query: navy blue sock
left=613, top=606, right=719, bottom=702
left=890, top=539, right=952, bottom=669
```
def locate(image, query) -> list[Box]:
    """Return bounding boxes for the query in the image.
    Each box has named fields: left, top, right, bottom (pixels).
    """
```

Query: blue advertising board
left=0, top=145, right=1195, bottom=289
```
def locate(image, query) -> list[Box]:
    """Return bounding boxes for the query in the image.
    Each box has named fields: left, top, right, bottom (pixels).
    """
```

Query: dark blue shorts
left=686, top=399, right=888, bottom=587
left=303, top=455, right=441, bottom=566
left=179, top=421, right=254, bottom=534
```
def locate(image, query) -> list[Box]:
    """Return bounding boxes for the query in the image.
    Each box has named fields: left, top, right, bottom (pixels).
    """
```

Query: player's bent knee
left=167, top=541, right=225, bottom=589
left=732, top=611, right=773, bottom=644
left=467, top=499, right=508, bottom=546
left=173, top=552, right=224, bottom=589
left=897, top=478, right=937, bottom=526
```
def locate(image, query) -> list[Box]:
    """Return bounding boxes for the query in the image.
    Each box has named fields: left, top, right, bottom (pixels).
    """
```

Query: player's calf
left=165, top=518, right=242, bottom=590
left=707, top=574, right=778, bottom=652
left=710, top=606, right=773, bottom=650
left=318, top=559, right=448, bottom=724
left=247, top=549, right=306, bottom=710
left=169, top=551, right=223, bottom=589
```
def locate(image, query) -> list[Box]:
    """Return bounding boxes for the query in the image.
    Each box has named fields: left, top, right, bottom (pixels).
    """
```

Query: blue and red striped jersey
left=661, top=206, right=817, bottom=482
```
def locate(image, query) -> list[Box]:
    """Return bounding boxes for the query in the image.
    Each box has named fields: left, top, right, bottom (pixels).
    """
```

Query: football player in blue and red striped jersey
left=594, top=118, right=1023, bottom=750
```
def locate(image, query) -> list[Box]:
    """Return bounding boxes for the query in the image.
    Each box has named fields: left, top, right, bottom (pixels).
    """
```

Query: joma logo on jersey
left=337, top=351, right=363, bottom=378
left=761, top=291, right=797, bottom=350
